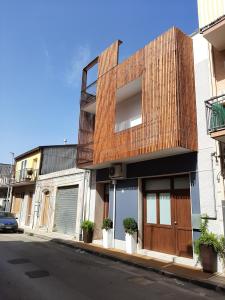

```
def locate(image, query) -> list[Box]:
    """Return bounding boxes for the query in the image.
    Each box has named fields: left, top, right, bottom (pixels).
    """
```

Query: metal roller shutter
left=54, top=185, right=78, bottom=235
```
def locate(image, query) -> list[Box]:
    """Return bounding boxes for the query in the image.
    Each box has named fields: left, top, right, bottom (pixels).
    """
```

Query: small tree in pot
left=81, top=220, right=94, bottom=243
left=194, top=218, right=224, bottom=273
left=123, top=217, right=138, bottom=254
left=102, top=218, right=113, bottom=248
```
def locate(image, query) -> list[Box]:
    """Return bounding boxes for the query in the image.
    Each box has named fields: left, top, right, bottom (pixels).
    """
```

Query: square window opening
left=115, top=77, right=142, bottom=132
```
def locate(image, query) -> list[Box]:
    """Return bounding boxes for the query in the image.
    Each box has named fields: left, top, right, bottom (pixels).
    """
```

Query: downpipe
left=207, top=152, right=217, bottom=220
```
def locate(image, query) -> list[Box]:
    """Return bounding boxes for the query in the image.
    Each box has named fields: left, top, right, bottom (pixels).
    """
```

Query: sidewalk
left=24, top=229, right=225, bottom=293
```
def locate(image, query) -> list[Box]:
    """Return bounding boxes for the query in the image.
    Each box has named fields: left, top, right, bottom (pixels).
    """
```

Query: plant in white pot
left=102, top=218, right=113, bottom=248
left=123, top=217, right=138, bottom=254
left=194, top=218, right=225, bottom=273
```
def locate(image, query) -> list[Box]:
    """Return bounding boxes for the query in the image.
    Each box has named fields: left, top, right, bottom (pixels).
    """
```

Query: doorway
left=143, top=176, right=193, bottom=258
left=25, top=192, right=33, bottom=226
left=40, top=192, right=50, bottom=227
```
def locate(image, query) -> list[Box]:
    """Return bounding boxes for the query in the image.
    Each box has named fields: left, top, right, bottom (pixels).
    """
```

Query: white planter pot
left=102, top=229, right=113, bottom=248
left=125, top=232, right=137, bottom=254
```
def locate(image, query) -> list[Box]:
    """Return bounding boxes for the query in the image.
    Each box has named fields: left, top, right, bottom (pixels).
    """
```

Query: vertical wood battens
left=90, top=28, right=197, bottom=166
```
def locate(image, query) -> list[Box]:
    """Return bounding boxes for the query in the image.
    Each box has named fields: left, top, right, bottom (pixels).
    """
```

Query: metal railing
left=0, top=175, right=10, bottom=187
left=205, top=94, right=225, bottom=133
left=80, top=80, right=97, bottom=108
left=13, top=168, right=39, bottom=183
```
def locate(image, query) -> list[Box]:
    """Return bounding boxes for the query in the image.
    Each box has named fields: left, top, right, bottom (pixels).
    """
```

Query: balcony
left=13, top=168, right=39, bottom=185
left=205, top=94, right=225, bottom=142
left=201, top=15, right=225, bottom=51
left=80, top=80, right=97, bottom=114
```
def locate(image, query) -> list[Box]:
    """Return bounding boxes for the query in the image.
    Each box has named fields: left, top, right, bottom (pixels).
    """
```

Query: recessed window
left=145, top=178, right=171, bottom=191
left=115, top=77, right=142, bottom=132
left=146, top=193, right=157, bottom=224
left=174, top=176, right=189, bottom=189
left=159, top=193, right=171, bottom=225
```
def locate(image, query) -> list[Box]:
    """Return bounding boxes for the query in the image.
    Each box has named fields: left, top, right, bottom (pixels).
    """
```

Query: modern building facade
left=76, top=1, right=225, bottom=271
left=77, top=27, right=200, bottom=265
left=11, top=144, right=94, bottom=239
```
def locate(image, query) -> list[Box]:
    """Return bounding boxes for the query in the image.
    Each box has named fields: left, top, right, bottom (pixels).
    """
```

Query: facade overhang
left=210, top=129, right=225, bottom=143
left=201, top=15, right=225, bottom=51
left=12, top=181, right=36, bottom=188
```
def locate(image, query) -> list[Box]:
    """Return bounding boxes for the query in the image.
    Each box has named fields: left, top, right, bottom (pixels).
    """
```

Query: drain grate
left=8, top=258, right=30, bottom=264
left=25, top=270, right=50, bottom=279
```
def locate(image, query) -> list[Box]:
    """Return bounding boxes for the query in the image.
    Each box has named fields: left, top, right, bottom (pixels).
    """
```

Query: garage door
left=54, top=185, right=79, bottom=235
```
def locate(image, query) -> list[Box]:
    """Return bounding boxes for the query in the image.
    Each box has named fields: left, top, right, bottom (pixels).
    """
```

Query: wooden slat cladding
left=175, top=30, right=197, bottom=151
left=116, top=48, right=144, bottom=89
left=90, top=27, right=197, bottom=166
left=98, top=40, right=121, bottom=77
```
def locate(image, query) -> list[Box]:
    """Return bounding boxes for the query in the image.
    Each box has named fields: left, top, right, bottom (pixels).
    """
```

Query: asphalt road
left=0, top=233, right=224, bottom=300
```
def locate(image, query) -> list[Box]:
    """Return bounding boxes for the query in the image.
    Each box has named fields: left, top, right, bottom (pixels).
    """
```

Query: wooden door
left=25, top=192, right=33, bottom=226
left=143, top=176, right=193, bottom=258
left=40, top=194, right=49, bottom=227
left=12, top=193, right=23, bottom=216
left=143, top=191, right=176, bottom=255
left=174, top=189, right=193, bottom=258
left=103, top=184, right=109, bottom=219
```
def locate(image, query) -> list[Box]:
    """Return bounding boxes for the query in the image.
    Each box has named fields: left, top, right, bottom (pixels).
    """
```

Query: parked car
left=0, top=212, right=18, bottom=233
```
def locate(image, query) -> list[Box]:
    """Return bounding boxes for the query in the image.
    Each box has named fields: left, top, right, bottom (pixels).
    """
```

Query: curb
left=25, top=231, right=225, bottom=293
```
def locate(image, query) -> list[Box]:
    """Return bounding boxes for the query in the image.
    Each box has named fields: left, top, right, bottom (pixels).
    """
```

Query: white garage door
left=54, top=185, right=79, bottom=235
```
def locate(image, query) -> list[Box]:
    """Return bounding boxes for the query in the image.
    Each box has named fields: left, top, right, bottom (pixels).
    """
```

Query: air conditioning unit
left=109, top=163, right=126, bottom=179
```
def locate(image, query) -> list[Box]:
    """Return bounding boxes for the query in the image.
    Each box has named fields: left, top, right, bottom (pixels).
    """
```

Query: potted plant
left=194, top=218, right=224, bottom=273
left=102, top=218, right=113, bottom=248
left=81, top=220, right=94, bottom=243
left=123, top=217, right=138, bottom=254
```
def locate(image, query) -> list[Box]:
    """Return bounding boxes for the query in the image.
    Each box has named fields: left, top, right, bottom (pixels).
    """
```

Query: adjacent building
left=0, top=163, right=11, bottom=210
left=11, top=145, right=93, bottom=239
left=77, top=27, right=199, bottom=265
left=195, top=0, right=225, bottom=242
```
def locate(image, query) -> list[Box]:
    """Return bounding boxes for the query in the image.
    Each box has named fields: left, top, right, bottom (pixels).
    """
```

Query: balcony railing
left=205, top=94, right=225, bottom=134
left=0, top=175, right=10, bottom=187
left=80, top=80, right=97, bottom=109
left=13, top=168, right=39, bottom=184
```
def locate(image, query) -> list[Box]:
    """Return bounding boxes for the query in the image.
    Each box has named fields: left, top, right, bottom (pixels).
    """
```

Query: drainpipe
left=80, top=170, right=87, bottom=240
left=209, top=152, right=217, bottom=220
left=112, top=179, right=116, bottom=247
left=88, top=170, right=92, bottom=220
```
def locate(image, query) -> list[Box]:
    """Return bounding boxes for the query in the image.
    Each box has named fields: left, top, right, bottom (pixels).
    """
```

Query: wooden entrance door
left=25, top=192, right=33, bottom=226
left=173, top=189, right=193, bottom=258
left=143, top=191, right=176, bottom=255
left=12, top=193, right=24, bottom=218
left=103, top=184, right=109, bottom=219
left=143, top=176, right=193, bottom=258
left=40, top=193, right=49, bottom=227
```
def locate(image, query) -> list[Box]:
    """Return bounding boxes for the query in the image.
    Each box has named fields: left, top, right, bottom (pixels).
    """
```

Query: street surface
left=0, top=233, right=224, bottom=300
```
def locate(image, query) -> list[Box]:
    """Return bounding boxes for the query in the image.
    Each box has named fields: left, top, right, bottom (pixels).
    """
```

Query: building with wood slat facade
left=77, top=27, right=201, bottom=265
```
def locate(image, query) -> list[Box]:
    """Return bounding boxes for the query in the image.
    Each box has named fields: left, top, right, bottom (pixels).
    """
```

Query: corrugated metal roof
left=15, top=144, right=77, bottom=160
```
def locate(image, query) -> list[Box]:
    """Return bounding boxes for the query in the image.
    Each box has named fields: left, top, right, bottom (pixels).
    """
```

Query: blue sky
left=0, top=0, right=198, bottom=163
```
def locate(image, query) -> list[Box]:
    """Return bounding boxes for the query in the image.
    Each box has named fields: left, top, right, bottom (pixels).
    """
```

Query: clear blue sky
left=0, top=0, right=198, bottom=163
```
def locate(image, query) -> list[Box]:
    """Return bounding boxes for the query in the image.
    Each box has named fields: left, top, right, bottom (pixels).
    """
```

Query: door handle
left=174, top=221, right=177, bottom=225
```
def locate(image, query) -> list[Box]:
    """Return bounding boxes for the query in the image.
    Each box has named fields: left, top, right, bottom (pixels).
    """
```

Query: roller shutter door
left=54, top=185, right=78, bottom=235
